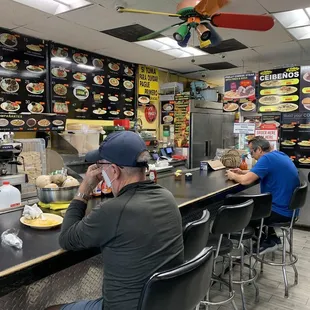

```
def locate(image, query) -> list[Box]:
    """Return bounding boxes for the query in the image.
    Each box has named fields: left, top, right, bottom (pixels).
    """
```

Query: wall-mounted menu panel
left=0, top=27, right=47, bottom=116
left=300, top=66, right=310, bottom=113
left=174, top=93, right=190, bottom=148
left=50, top=42, right=136, bottom=121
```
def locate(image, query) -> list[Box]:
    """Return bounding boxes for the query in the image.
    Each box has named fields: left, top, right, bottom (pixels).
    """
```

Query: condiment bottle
left=240, top=155, right=248, bottom=170
left=149, top=168, right=157, bottom=183
left=101, top=181, right=113, bottom=197
left=92, top=181, right=102, bottom=197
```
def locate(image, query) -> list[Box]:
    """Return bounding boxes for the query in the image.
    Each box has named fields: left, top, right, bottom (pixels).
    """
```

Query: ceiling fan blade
left=211, top=12, right=274, bottom=31
left=195, top=0, right=230, bottom=16
left=138, top=22, right=185, bottom=41
left=117, top=7, right=180, bottom=17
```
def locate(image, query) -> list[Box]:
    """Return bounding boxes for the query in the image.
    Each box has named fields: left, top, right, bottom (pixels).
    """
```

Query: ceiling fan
left=117, top=0, right=274, bottom=48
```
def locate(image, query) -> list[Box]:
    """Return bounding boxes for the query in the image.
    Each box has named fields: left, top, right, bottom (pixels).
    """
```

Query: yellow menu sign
left=138, top=65, right=159, bottom=102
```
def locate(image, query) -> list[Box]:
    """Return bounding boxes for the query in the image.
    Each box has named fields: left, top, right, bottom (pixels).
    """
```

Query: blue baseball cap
left=85, top=131, right=148, bottom=167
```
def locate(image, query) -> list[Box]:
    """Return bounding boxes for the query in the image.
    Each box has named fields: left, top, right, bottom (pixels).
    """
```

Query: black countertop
left=0, top=169, right=249, bottom=297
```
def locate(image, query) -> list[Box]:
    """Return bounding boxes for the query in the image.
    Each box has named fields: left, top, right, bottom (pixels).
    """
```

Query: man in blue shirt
left=226, top=136, right=300, bottom=253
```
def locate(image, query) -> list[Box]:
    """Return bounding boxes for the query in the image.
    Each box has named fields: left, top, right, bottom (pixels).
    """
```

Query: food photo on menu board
left=0, top=27, right=48, bottom=119
left=258, top=67, right=300, bottom=113
left=300, top=66, right=310, bottom=112
left=223, top=73, right=256, bottom=113
left=161, top=101, right=174, bottom=125
left=50, top=43, right=136, bottom=121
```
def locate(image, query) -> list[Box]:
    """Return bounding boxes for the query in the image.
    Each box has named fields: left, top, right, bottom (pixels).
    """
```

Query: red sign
left=255, top=129, right=278, bottom=141
left=145, top=104, right=157, bottom=123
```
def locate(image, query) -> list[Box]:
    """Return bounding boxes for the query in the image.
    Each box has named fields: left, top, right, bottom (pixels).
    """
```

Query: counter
left=0, top=169, right=251, bottom=308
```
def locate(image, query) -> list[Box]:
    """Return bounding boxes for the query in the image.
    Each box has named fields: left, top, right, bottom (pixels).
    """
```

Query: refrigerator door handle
left=209, top=140, right=212, bottom=157
left=205, top=140, right=211, bottom=157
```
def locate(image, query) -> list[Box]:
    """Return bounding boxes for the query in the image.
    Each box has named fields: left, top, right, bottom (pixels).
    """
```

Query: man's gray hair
left=248, top=136, right=271, bottom=152
left=123, top=151, right=151, bottom=176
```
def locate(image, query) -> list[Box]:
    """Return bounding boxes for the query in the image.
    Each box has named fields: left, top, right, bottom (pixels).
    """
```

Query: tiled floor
left=206, top=228, right=310, bottom=310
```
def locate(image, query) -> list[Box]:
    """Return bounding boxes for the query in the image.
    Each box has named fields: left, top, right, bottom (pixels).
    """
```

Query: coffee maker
left=0, top=140, right=27, bottom=191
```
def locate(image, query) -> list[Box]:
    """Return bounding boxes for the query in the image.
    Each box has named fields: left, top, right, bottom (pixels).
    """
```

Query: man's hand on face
left=79, top=164, right=103, bottom=194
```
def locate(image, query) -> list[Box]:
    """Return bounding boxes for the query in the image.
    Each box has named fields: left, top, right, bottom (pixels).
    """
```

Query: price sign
left=233, top=123, right=255, bottom=134
left=255, top=129, right=278, bottom=141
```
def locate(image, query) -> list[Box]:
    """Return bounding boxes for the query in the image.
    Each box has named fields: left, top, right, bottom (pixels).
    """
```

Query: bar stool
left=183, top=210, right=211, bottom=261
left=201, top=199, right=254, bottom=310
left=224, top=192, right=273, bottom=309
left=255, top=181, right=307, bottom=298
left=137, top=247, right=214, bottom=310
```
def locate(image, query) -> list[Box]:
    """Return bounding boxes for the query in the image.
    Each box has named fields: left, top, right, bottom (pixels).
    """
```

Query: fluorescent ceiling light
left=13, top=0, right=91, bottom=15
left=136, top=37, right=208, bottom=58
left=51, top=57, right=71, bottom=64
left=288, top=26, right=310, bottom=40
left=273, top=9, right=310, bottom=28
left=77, top=64, right=95, bottom=70
left=306, top=7, right=310, bottom=16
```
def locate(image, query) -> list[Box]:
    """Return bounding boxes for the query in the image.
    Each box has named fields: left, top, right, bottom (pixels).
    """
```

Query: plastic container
left=0, top=181, right=21, bottom=210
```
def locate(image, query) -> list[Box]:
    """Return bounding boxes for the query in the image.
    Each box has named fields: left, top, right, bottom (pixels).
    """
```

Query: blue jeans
left=61, top=298, right=103, bottom=310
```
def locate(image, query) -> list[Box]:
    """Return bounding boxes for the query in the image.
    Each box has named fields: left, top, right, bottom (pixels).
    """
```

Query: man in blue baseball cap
left=47, top=131, right=184, bottom=310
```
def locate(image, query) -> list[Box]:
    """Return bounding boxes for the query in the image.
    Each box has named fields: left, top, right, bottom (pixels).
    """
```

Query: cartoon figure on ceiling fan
left=117, top=0, right=274, bottom=48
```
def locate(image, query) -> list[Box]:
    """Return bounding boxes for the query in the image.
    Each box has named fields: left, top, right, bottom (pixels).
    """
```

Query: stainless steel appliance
left=188, top=100, right=235, bottom=168
left=0, top=141, right=27, bottom=190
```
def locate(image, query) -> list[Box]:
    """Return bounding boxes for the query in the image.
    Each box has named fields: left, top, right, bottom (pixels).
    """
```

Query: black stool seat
left=230, top=226, right=255, bottom=240
left=207, top=235, right=233, bottom=256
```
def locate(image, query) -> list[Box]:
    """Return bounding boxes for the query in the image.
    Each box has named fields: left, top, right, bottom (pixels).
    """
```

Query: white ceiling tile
left=13, top=26, right=50, bottom=40
left=256, top=0, right=310, bottom=12
left=220, top=0, right=267, bottom=14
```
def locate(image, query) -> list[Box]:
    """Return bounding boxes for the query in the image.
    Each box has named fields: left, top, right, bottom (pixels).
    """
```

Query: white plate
left=124, top=80, right=134, bottom=90
left=93, top=109, right=107, bottom=115
left=124, top=67, right=134, bottom=76
left=138, top=96, right=150, bottom=104
left=108, top=96, right=118, bottom=102
left=93, top=75, right=104, bottom=85
left=303, top=104, right=310, bottom=111
left=53, top=120, right=64, bottom=126
left=26, top=44, right=42, bottom=52
left=124, top=111, right=134, bottom=117
left=241, top=102, right=256, bottom=112
left=52, top=67, right=67, bottom=78
left=92, top=58, right=103, bottom=69
left=108, top=63, right=119, bottom=71
left=163, top=103, right=173, bottom=111
left=26, top=65, right=43, bottom=73
left=303, top=72, right=310, bottom=83
left=26, top=83, right=44, bottom=94
left=163, top=115, right=173, bottom=123
left=0, top=118, right=9, bottom=127
left=27, top=102, right=44, bottom=113
left=0, top=78, right=19, bottom=93
left=73, top=53, right=87, bottom=64
left=51, top=47, right=68, bottom=58
left=110, top=111, right=119, bottom=115
left=73, top=86, right=89, bottom=100
left=109, top=78, right=119, bottom=87
left=264, top=120, right=280, bottom=128
left=0, top=33, right=17, bottom=48
left=1, top=101, right=20, bottom=112
left=20, top=214, right=63, bottom=230
left=0, top=61, right=17, bottom=70
left=73, top=72, right=86, bottom=81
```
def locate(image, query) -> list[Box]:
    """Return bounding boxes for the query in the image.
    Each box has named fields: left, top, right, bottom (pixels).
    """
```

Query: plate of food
left=277, top=103, right=298, bottom=113
left=0, top=33, right=17, bottom=48
left=0, top=78, right=19, bottom=93
left=303, top=104, right=310, bottom=111
left=163, top=103, right=173, bottom=111
left=299, top=158, right=310, bottom=164
left=28, top=102, right=44, bottom=113
left=163, top=115, right=173, bottom=123
left=108, top=96, right=118, bottom=102
left=124, top=111, right=134, bottom=117
left=299, top=124, right=310, bottom=129
left=26, top=44, right=42, bottom=52
left=73, top=86, right=89, bottom=100
left=93, top=75, right=104, bottom=85
left=20, top=213, right=63, bottom=230
left=303, top=72, right=310, bottom=83
left=1, top=101, right=20, bottom=112
left=0, top=119, right=9, bottom=127
left=53, top=119, right=64, bottom=126
left=302, top=98, right=310, bottom=105
left=124, top=66, right=134, bottom=76
left=109, top=111, right=119, bottom=115
left=108, top=63, right=120, bottom=71
left=125, top=98, right=133, bottom=103
left=73, top=53, right=87, bottom=64
left=38, top=119, right=51, bottom=127
left=75, top=108, right=87, bottom=113
left=298, top=141, right=310, bottom=147
left=11, top=119, right=25, bottom=127
left=109, top=78, right=119, bottom=87
left=241, top=101, right=256, bottom=112
left=26, top=118, right=36, bottom=127
left=124, top=80, right=134, bottom=90
left=264, top=120, right=280, bottom=128
left=92, top=58, right=103, bottom=69
left=277, top=86, right=298, bottom=95
left=260, top=80, right=282, bottom=88
left=0, top=61, right=17, bottom=71
left=259, top=95, right=281, bottom=105
left=53, top=84, right=67, bottom=96
left=73, top=72, right=86, bottom=81
left=26, top=83, right=44, bottom=95
left=281, top=140, right=295, bottom=146
left=51, top=47, right=68, bottom=58
left=281, top=124, right=295, bottom=129
left=223, top=102, right=239, bottom=112
left=52, top=67, right=67, bottom=78
left=93, top=108, right=107, bottom=115
left=26, top=65, right=43, bottom=73
left=54, top=102, right=68, bottom=114
left=138, top=96, right=150, bottom=104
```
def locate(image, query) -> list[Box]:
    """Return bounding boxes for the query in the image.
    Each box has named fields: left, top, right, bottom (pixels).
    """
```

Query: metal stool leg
left=260, top=254, right=265, bottom=273
left=239, top=243, right=247, bottom=310
left=229, top=254, right=238, bottom=310
left=287, top=227, right=298, bottom=285
left=220, top=256, right=226, bottom=291
left=249, top=238, right=253, bottom=280
left=281, top=228, right=289, bottom=298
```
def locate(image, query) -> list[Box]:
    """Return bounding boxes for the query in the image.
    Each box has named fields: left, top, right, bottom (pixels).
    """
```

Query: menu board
left=280, top=112, right=310, bottom=167
left=0, top=28, right=48, bottom=119
left=223, top=73, right=256, bottom=113
left=299, top=66, right=310, bottom=112
left=258, top=67, right=300, bottom=113
left=0, top=112, right=66, bottom=131
left=161, top=100, right=174, bottom=125
left=174, top=93, right=190, bottom=148
left=50, top=42, right=136, bottom=121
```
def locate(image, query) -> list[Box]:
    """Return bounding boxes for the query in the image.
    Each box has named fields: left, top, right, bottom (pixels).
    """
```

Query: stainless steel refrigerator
left=188, top=100, right=235, bottom=169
